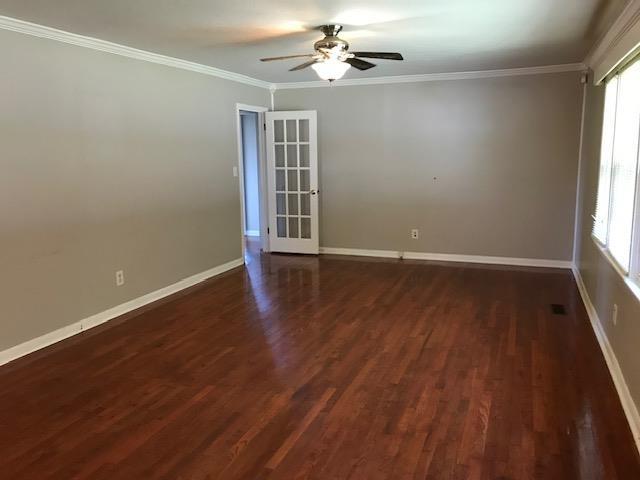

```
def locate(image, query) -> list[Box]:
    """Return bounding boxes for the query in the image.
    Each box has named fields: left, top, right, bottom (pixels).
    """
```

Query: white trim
left=0, top=257, right=244, bottom=367
left=0, top=15, right=271, bottom=89
left=320, top=247, right=402, bottom=259
left=631, top=95, right=640, bottom=284
left=585, top=0, right=640, bottom=83
left=572, top=266, right=640, bottom=454
left=586, top=0, right=640, bottom=67
left=236, top=103, right=269, bottom=113
left=403, top=252, right=572, bottom=268
left=319, top=247, right=572, bottom=268
left=573, top=79, right=589, bottom=265
left=0, top=15, right=587, bottom=91
left=273, top=63, right=585, bottom=90
left=269, top=86, right=276, bottom=111
left=245, top=230, right=260, bottom=237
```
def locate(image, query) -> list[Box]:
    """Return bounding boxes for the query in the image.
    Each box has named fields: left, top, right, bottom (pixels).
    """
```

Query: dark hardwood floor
left=1, top=239, right=639, bottom=479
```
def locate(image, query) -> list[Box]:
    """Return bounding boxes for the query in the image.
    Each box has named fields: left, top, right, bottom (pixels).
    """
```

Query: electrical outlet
left=116, top=270, right=125, bottom=287
left=411, top=229, right=419, bottom=239
left=612, top=304, right=618, bottom=326
left=233, top=166, right=238, bottom=177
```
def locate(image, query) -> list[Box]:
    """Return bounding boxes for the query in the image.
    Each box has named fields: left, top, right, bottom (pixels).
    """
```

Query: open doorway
left=235, top=103, right=269, bottom=258
left=240, top=111, right=260, bottom=238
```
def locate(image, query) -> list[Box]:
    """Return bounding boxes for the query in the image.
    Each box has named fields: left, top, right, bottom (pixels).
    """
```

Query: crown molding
left=0, top=15, right=273, bottom=89
left=584, top=0, right=640, bottom=82
left=272, top=63, right=586, bottom=90
left=0, top=14, right=587, bottom=92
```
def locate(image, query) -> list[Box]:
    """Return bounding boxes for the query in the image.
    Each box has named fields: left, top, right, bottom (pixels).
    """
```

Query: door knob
left=310, top=189, right=318, bottom=195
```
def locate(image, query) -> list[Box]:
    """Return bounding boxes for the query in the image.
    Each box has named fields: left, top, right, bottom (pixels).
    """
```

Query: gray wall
left=0, top=29, right=269, bottom=351
left=575, top=80, right=640, bottom=414
left=275, top=72, right=583, bottom=260
left=241, top=112, right=260, bottom=234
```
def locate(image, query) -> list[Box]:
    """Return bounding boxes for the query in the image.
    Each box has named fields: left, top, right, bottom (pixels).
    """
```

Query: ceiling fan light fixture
left=260, top=25, right=403, bottom=78
left=311, top=58, right=350, bottom=81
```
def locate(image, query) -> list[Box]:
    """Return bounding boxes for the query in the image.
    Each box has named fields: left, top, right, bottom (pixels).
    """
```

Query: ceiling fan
left=260, top=25, right=404, bottom=82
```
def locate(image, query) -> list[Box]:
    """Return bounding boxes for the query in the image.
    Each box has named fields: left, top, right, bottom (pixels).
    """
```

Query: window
left=592, top=57, right=640, bottom=285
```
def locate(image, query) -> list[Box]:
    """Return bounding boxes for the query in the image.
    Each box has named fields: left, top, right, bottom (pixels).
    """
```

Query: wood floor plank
left=0, top=239, right=639, bottom=479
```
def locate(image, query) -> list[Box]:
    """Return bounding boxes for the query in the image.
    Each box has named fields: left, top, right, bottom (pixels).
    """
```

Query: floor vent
left=550, top=304, right=567, bottom=315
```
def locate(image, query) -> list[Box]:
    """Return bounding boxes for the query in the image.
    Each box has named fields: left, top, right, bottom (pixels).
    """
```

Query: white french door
left=266, top=111, right=319, bottom=254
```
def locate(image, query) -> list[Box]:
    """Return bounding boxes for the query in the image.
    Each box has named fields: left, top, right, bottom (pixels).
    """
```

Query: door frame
left=235, top=103, right=270, bottom=256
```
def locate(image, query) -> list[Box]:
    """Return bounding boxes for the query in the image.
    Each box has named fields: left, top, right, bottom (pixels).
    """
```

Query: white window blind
left=592, top=58, right=640, bottom=274
left=593, top=77, right=618, bottom=244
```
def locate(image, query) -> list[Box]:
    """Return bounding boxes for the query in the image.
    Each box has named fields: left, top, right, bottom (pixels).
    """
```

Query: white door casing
left=266, top=111, right=319, bottom=254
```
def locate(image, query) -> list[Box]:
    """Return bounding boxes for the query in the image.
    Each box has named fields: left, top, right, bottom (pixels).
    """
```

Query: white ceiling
left=0, top=0, right=628, bottom=83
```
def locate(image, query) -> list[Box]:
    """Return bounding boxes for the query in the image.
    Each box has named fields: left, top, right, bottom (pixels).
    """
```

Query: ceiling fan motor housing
left=314, top=25, right=349, bottom=56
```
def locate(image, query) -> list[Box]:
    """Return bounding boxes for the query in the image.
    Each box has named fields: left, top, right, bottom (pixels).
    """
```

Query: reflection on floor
left=1, top=240, right=639, bottom=479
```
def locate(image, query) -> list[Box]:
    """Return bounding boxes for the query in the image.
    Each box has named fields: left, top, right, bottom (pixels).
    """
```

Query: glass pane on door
left=301, top=218, right=311, bottom=239
left=276, top=193, right=286, bottom=215
left=277, top=217, right=287, bottom=237
left=288, top=217, right=299, bottom=238
left=288, top=194, right=299, bottom=215
left=300, top=170, right=310, bottom=192
left=287, top=170, right=298, bottom=191
left=299, top=144, right=309, bottom=167
left=275, top=145, right=285, bottom=167
left=299, top=119, right=309, bottom=142
left=274, top=120, right=284, bottom=142
left=276, top=170, right=286, bottom=191
left=300, top=193, right=310, bottom=216
left=286, top=119, right=297, bottom=142
left=287, top=145, right=298, bottom=167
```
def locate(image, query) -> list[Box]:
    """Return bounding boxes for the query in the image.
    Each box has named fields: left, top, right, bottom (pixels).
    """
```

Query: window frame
left=592, top=56, right=640, bottom=297
left=631, top=168, right=640, bottom=280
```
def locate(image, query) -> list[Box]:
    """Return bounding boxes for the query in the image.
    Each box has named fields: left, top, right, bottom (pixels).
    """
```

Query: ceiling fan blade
left=345, top=57, right=376, bottom=71
left=260, top=54, right=314, bottom=62
left=351, top=52, right=404, bottom=60
left=289, top=59, right=319, bottom=71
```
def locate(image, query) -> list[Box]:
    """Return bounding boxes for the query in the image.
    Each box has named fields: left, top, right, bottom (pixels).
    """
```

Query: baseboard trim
left=320, top=247, right=402, bottom=259
left=0, top=257, right=244, bottom=367
left=319, top=247, right=572, bottom=269
left=572, top=266, right=640, bottom=454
